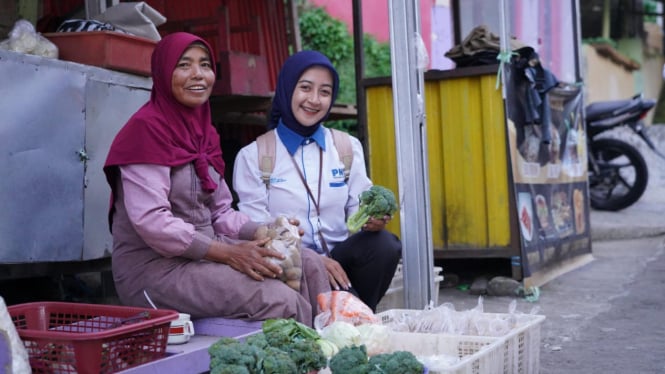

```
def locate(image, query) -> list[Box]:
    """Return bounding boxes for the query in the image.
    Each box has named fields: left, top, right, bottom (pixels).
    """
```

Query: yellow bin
left=364, top=66, right=518, bottom=259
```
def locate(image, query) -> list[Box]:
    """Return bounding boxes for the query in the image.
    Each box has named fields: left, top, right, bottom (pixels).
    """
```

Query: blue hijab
left=268, top=50, right=340, bottom=137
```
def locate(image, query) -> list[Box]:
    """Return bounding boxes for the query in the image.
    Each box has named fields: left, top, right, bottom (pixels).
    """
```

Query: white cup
left=167, top=313, right=195, bottom=345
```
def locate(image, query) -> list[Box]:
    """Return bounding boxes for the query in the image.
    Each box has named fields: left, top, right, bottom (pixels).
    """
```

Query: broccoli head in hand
left=347, top=185, right=398, bottom=233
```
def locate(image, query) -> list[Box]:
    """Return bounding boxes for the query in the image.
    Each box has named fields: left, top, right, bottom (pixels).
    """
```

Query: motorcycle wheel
left=588, top=138, right=648, bottom=211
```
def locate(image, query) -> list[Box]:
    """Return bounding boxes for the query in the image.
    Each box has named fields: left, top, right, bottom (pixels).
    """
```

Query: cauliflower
left=319, top=321, right=361, bottom=349
left=356, top=323, right=392, bottom=356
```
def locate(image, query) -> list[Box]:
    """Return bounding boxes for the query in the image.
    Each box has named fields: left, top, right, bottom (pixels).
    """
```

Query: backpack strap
left=256, top=130, right=276, bottom=187
left=256, top=128, right=354, bottom=187
left=330, top=128, right=353, bottom=182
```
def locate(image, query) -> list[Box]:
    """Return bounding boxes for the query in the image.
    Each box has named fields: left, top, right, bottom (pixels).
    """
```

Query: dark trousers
left=331, top=229, right=402, bottom=312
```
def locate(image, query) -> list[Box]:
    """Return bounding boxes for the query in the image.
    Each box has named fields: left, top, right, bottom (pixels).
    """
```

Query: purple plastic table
left=119, top=317, right=262, bottom=374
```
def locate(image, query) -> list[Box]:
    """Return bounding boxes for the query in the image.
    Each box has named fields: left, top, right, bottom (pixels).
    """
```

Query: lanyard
left=290, top=147, right=331, bottom=257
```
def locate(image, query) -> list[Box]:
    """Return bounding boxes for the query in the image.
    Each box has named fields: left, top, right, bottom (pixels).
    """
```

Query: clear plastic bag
left=254, top=216, right=302, bottom=290
left=387, top=297, right=537, bottom=337
left=314, top=291, right=379, bottom=328
left=0, top=19, right=58, bottom=58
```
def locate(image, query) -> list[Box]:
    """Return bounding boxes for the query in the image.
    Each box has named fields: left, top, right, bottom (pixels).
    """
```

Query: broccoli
left=210, top=364, right=251, bottom=374
left=329, top=346, right=425, bottom=374
left=261, top=346, right=298, bottom=374
left=261, top=318, right=326, bottom=373
left=208, top=337, right=262, bottom=373
left=208, top=320, right=327, bottom=374
left=263, top=325, right=292, bottom=348
left=244, top=333, right=269, bottom=350
left=262, top=318, right=320, bottom=342
left=367, top=351, right=424, bottom=374
left=285, top=338, right=328, bottom=374
left=328, top=345, right=371, bottom=374
left=347, top=185, right=398, bottom=233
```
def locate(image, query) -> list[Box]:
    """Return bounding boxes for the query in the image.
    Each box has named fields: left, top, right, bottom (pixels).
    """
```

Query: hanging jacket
left=507, top=46, right=559, bottom=148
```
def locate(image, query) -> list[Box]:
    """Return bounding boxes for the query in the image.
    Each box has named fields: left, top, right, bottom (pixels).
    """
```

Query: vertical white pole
left=388, top=0, right=435, bottom=309
left=499, top=0, right=509, bottom=99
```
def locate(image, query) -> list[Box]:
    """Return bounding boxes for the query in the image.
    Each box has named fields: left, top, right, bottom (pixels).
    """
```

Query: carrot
left=317, top=291, right=379, bottom=326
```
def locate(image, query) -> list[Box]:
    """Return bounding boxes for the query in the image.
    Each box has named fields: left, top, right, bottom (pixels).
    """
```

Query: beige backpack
left=256, top=128, right=353, bottom=187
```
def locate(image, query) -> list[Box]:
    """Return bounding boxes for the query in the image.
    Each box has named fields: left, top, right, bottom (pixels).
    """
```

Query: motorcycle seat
left=585, top=99, right=637, bottom=121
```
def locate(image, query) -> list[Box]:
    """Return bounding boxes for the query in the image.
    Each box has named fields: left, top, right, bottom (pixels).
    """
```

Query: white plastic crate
left=389, top=331, right=506, bottom=374
left=378, top=309, right=545, bottom=374
left=482, top=313, right=545, bottom=374
left=376, top=265, right=444, bottom=313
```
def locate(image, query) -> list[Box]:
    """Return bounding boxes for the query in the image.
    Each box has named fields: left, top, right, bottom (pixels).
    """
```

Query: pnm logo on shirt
left=329, top=168, right=346, bottom=187
left=331, top=168, right=345, bottom=179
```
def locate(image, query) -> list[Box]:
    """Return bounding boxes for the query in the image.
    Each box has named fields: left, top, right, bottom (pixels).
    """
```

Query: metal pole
left=352, top=0, right=368, bottom=164
left=498, top=0, right=509, bottom=99
left=288, top=0, right=303, bottom=52
left=602, top=0, right=611, bottom=39
left=84, top=0, right=102, bottom=19
left=387, top=0, right=435, bottom=309
left=572, top=0, right=584, bottom=83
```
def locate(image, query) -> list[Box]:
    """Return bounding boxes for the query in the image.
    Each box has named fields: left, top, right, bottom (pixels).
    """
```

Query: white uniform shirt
left=233, top=127, right=372, bottom=253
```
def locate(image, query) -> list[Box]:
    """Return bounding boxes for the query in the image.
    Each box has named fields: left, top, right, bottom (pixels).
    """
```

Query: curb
left=591, top=223, right=665, bottom=242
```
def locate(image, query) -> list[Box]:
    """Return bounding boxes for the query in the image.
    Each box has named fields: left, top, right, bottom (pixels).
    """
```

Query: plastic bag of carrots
left=315, top=290, right=380, bottom=329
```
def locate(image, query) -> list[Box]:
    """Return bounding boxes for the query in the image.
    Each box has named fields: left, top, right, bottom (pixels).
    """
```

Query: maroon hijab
left=103, top=33, right=223, bottom=229
left=104, top=32, right=223, bottom=193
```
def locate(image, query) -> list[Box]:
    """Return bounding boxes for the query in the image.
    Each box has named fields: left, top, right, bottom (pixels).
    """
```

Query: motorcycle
left=585, top=93, right=665, bottom=211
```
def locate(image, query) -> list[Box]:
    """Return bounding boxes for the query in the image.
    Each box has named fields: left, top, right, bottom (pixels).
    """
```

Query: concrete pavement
left=433, top=125, right=665, bottom=373
left=434, top=193, right=665, bottom=374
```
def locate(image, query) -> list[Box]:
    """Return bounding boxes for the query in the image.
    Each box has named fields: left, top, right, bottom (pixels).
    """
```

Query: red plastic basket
left=8, top=301, right=178, bottom=374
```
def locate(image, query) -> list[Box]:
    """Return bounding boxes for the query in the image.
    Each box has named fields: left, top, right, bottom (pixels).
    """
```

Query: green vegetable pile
left=208, top=319, right=327, bottom=374
left=209, top=317, right=425, bottom=374
left=328, top=345, right=424, bottom=374
left=346, top=185, right=398, bottom=233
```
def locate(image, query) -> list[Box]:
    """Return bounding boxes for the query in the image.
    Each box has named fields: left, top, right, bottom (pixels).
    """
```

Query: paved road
left=436, top=125, right=665, bottom=373
left=537, top=125, right=665, bottom=373
left=436, top=223, right=665, bottom=374
left=539, top=236, right=665, bottom=373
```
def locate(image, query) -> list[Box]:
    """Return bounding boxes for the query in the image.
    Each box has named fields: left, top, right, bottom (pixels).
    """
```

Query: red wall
left=148, top=0, right=289, bottom=92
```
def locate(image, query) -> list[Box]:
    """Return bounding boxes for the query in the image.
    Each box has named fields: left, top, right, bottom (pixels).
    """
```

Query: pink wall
left=308, top=0, right=433, bottom=63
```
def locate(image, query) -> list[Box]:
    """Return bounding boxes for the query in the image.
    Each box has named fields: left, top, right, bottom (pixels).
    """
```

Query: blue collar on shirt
left=276, top=121, right=327, bottom=155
